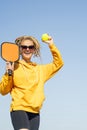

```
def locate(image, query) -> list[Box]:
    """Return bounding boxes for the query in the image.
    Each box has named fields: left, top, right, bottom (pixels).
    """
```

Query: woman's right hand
left=6, top=62, right=14, bottom=75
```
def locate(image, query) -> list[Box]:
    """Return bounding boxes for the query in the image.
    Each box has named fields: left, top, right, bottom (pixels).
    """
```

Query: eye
left=20, top=45, right=35, bottom=50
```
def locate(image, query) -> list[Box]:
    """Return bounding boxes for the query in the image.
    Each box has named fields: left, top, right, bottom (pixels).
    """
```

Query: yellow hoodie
left=0, top=43, right=64, bottom=113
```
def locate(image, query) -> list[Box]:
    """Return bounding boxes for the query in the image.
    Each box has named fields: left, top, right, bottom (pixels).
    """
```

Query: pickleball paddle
left=1, top=42, right=19, bottom=76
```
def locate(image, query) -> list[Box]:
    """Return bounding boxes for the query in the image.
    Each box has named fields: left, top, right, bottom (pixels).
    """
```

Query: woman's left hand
left=42, top=35, right=54, bottom=45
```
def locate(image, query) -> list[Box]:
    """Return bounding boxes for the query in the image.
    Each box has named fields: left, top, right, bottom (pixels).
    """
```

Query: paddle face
left=1, top=42, right=19, bottom=62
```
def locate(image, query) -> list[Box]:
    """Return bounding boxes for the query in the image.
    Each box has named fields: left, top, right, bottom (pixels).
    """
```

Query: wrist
left=48, top=42, right=54, bottom=47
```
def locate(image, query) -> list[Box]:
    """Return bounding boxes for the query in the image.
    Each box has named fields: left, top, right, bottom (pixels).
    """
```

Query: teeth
left=25, top=52, right=31, bottom=54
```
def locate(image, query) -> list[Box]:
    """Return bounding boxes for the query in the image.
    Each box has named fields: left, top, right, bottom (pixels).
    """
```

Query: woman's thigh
left=10, top=110, right=40, bottom=130
left=27, top=112, right=40, bottom=130
left=10, top=110, right=30, bottom=130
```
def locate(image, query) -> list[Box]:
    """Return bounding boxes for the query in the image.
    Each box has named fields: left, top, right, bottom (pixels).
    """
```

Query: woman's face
left=20, top=39, right=35, bottom=62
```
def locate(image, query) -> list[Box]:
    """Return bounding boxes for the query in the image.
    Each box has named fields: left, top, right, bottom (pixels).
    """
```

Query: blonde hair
left=15, top=35, right=40, bottom=57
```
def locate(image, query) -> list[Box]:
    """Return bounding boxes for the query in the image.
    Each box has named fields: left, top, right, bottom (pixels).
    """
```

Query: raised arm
left=41, top=35, right=64, bottom=82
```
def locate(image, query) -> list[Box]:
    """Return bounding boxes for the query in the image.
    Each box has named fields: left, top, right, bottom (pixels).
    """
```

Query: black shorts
left=10, top=110, right=40, bottom=130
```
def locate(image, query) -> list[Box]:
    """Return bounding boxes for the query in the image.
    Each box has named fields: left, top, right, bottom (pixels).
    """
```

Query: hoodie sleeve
left=41, top=43, right=64, bottom=82
left=0, top=73, right=13, bottom=95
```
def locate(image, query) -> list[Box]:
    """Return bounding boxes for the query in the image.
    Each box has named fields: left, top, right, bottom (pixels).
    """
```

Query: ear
left=32, top=49, right=36, bottom=55
left=19, top=47, right=22, bottom=55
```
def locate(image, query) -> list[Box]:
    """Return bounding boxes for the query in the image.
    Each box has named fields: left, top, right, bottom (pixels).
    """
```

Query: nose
left=26, top=47, right=30, bottom=50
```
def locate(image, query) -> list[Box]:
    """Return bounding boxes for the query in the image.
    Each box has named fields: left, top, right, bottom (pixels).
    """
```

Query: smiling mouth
left=25, top=52, right=30, bottom=54
left=24, top=52, right=32, bottom=54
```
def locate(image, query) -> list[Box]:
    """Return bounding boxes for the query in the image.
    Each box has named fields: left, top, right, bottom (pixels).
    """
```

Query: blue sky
left=0, top=0, right=87, bottom=130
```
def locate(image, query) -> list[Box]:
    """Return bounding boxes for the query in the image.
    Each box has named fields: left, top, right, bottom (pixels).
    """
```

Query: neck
left=22, top=59, right=31, bottom=63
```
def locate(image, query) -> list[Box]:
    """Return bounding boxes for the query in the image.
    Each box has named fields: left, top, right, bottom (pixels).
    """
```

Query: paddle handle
left=8, top=69, right=13, bottom=76
left=8, top=62, right=13, bottom=76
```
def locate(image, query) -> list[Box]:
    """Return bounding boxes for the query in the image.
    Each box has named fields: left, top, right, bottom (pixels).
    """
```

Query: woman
left=0, top=34, right=64, bottom=130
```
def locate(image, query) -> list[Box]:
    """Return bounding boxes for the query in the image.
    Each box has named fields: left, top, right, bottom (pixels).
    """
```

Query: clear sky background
left=0, top=0, right=87, bottom=130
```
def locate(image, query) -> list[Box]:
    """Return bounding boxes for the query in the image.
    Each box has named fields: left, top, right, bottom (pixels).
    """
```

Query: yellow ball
left=41, top=33, right=49, bottom=41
